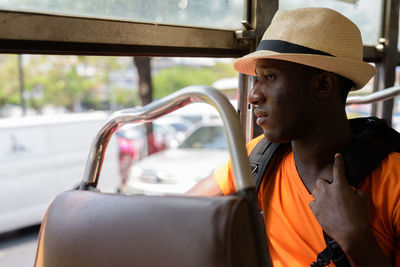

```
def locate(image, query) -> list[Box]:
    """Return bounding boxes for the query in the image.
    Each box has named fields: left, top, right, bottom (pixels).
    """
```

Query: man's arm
left=185, top=174, right=223, bottom=196
left=309, top=154, right=393, bottom=267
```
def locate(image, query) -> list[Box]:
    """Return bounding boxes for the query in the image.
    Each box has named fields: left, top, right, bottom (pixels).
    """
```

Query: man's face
left=249, top=59, right=316, bottom=143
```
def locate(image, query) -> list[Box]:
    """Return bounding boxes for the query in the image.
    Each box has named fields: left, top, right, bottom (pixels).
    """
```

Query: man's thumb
left=333, top=153, right=347, bottom=184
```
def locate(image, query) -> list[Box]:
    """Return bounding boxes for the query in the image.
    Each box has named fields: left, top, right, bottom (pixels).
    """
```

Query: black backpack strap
left=248, top=139, right=290, bottom=193
left=345, top=117, right=396, bottom=187
left=311, top=233, right=351, bottom=267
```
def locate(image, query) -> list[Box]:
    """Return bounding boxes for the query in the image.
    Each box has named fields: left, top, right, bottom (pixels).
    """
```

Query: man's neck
left=290, top=115, right=353, bottom=192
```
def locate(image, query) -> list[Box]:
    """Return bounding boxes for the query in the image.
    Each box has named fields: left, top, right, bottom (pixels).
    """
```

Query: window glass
left=0, top=0, right=244, bottom=30
left=279, top=0, right=383, bottom=45
left=0, top=54, right=236, bottom=244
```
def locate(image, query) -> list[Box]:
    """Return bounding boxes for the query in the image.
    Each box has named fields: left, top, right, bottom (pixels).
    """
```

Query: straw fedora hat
left=233, top=7, right=376, bottom=90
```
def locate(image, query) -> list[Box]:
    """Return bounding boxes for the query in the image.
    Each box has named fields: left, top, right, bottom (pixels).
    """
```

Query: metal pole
left=381, top=0, right=399, bottom=125
left=373, top=0, right=399, bottom=125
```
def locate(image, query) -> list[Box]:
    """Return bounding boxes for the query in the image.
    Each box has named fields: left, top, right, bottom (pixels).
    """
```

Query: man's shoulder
left=369, top=151, right=400, bottom=183
left=246, top=134, right=266, bottom=154
left=365, top=151, right=400, bottom=213
left=384, top=151, right=400, bottom=166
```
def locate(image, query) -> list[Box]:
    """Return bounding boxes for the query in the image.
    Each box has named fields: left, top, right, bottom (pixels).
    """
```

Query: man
left=187, top=7, right=400, bottom=267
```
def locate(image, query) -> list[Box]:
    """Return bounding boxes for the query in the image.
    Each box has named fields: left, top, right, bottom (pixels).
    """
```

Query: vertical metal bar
left=371, top=64, right=380, bottom=116
left=381, top=0, right=399, bottom=125
left=255, top=0, right=278, bottom=46
left=372, top=0, right=388, bottom=117
left=238, top=0, right=254, bottom=139
left=238, top=72, right=250, bottom=141
left=242, top=0, right=253, bottom=30
left=373, top=0, right=399, bottom=125
left=239, top=73, right=261, bottom=141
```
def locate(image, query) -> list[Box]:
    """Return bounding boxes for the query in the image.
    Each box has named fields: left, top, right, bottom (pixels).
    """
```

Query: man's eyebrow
left=257, top=65, right=269, bottom=69
left=255, top=65, right=274, bottom=74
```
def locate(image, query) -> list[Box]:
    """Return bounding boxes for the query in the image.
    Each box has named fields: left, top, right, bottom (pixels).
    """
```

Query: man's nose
left=248, top=83, right=265, bottom=105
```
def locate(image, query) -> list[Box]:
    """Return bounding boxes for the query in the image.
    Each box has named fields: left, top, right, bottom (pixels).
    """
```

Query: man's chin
left=263, top=131, right=291, bottom=144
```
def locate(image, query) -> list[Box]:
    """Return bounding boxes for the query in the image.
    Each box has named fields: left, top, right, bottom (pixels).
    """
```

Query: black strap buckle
left=311, top=233, right=351, bottom=267
left=311, top=246, right=333, bottom=267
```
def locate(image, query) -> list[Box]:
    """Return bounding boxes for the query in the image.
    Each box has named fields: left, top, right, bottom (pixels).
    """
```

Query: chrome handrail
left=80, top=85, right=254, bottom=192
left=346, top=85, right=400, bottom=105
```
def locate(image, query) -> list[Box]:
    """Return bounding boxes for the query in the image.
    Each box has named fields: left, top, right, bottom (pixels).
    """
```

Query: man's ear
left=312, top=72, right=336, bottom=99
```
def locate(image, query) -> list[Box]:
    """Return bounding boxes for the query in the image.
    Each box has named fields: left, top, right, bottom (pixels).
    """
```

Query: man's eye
left=265, top=74, right=275, bottom=81
left=255, top=73, right=275, bottom=82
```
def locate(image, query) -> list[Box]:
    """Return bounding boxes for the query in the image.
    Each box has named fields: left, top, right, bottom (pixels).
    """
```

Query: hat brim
left=233, top=50, right=376, bottom=90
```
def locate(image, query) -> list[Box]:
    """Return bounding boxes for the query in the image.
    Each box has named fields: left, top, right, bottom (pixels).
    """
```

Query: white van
left=0, top=112, right=120, bottom=233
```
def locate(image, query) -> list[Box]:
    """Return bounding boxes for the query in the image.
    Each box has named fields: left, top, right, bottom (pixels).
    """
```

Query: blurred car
left=0, top=112, right=120, bottom=234
left=116, top=116, right=195, bottom=184
left=166, top=102, right=221, bottom=124
left=121, top=123, right=229, bottom=195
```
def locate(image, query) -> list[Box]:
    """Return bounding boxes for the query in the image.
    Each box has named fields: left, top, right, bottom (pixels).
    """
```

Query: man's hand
left=309, top=153, right=370, bottom=245
left=309, top=153, right=392, bottom=267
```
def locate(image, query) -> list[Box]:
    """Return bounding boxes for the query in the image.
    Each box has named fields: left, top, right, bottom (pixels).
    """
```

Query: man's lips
left=253, top=109, right=268, bottom=126
left=253, top=108, right=267, bottom=118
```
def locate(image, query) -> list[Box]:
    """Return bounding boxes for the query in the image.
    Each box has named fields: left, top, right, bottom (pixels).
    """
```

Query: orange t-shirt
left=214, top=135, right=400, bottom=266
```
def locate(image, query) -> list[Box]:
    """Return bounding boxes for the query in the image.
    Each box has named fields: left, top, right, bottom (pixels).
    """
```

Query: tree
left=134, top=57, right=155, bottom=156
left=153, top=62, right=236, bottom=99
left=0, top=55, right=20, bottom=111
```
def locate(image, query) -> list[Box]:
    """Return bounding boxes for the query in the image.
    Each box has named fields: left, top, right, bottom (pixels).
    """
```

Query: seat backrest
left=35, top=190, right=259, bottom=267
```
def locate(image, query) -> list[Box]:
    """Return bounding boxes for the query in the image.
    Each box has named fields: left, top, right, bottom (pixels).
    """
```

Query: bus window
left=0, top=54, right=238, bottom=234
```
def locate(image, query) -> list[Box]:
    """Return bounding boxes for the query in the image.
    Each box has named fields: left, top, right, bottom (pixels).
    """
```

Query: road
left=0, top=225, right=39, bottom=267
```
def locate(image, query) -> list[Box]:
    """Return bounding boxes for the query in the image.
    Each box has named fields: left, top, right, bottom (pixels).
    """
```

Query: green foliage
left=113, top=87, right=140, bottom=108
left=0, top=55, right=134, bottom=113
left=153, top=62, right=236, bottom=99
left=0, top=54, right=236, bottom=115
left=0, top=55, right=20, bottom=107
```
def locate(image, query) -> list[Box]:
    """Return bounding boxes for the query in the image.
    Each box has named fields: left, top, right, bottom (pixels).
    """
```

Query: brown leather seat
left=35, top=190, right=260, bottom=267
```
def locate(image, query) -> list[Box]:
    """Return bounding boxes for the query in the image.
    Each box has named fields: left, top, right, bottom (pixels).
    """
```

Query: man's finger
left=333, top=153, right=347, bottom=184
left=311, top=188, right=319, bottom=200
left=315, top=178, right=330, bottom=190
left=309, top=200, right=317, bottom=214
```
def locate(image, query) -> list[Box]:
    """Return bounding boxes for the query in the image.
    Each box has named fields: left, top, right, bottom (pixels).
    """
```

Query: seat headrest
left=35, top=190, right=259, bottom=267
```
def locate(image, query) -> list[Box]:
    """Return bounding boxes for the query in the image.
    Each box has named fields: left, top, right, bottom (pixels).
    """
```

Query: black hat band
left=256, top=40, right=333, bottom=57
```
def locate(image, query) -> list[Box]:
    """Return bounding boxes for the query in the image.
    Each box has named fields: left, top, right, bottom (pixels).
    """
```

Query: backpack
left=248, top=116, right=400, bottom=267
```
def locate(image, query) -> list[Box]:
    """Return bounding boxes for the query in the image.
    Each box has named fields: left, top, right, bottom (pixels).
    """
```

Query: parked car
left=166, top=100, right=237, bottom=125
left=0, top=112, right=120, bottom=234
left=166, top=102, right=221, bottom=124
left=116, top=116, right=195, bottom=184
left=120, top=123, right=229, bottom=195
